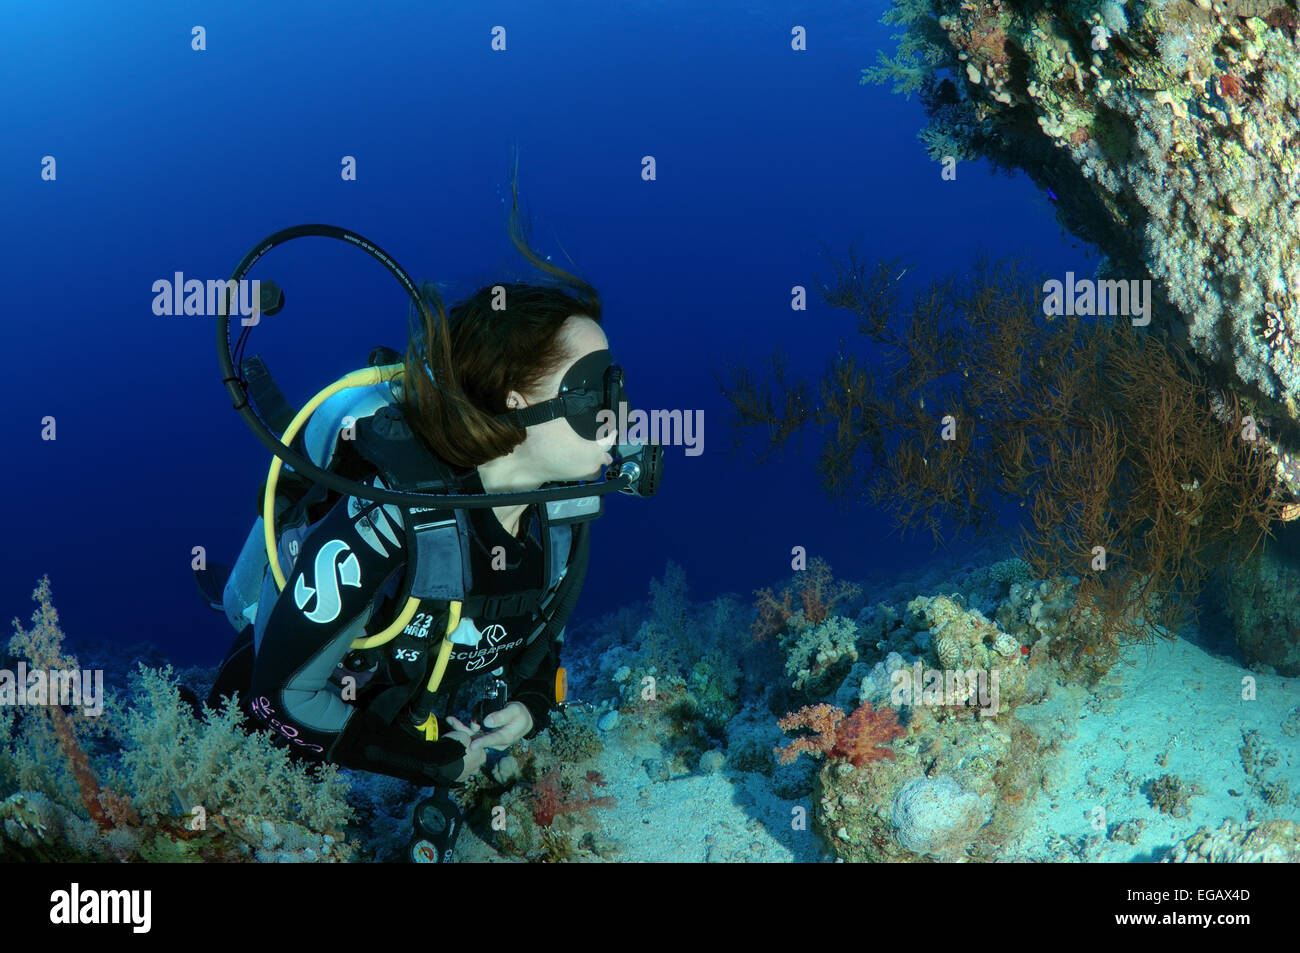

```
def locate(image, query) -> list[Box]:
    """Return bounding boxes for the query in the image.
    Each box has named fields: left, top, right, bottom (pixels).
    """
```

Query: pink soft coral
left=775, top=701, right=906, bottom=767
left=529, top=767, right=616, bottom=827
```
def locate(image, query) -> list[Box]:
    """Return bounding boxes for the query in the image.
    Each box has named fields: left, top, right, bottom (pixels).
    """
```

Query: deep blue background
left=1, top=1, right=1094, bottom=666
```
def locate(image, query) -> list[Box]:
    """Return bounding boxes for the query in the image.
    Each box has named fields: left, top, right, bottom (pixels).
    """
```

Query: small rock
left=1110, top=820, right=1142, bottom=845
left=598, top=709, right=620, bottom=732
left=699, top=750, right=726, bottom=774
left=491, top=755, right=521, bottom=785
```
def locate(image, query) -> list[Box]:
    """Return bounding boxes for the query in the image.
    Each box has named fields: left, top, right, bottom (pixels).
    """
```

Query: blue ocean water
left=0, top=0, right=1085, bottom=665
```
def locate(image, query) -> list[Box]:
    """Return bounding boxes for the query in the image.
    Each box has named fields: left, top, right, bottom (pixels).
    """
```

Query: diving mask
left=497, top=348, right=627, bottom=441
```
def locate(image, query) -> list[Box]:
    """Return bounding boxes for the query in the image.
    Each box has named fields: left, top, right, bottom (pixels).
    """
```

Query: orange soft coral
left=751, top=557, right=862, bottom=642
left=775, top=703, right=844, bottom=764
left=775, top=701, right=905, bottom=767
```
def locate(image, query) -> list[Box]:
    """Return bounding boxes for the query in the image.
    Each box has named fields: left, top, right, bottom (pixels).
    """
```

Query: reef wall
left=866, top=0, right=1300, bottom=427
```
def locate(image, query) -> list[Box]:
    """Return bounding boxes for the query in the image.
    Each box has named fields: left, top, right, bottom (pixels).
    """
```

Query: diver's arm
left=251, top=484, right=468, bottom=784
left=506, top=577, right=587, bottom=739
left=328, top=707, right=469, bottom=786
left=507, top=521, right=591, bottom=739
left=510, top=660, right=559, bottom=740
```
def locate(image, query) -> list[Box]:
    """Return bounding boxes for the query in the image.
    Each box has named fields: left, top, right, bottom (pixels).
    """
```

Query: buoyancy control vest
left=220, top=349, right=601, bottom=737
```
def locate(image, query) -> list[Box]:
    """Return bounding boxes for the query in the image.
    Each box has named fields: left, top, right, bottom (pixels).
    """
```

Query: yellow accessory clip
left=413, top=713, right=439, bottom=741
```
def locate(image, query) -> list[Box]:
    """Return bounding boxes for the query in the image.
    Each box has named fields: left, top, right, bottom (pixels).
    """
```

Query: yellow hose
left=262, top=364, right=415, bottom=650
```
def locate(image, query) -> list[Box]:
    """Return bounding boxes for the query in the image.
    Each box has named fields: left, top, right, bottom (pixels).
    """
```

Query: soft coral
left=775, top=701, right=906, bottom=767
left=752, top=557, right=862, bottom=642
left=529, top=766, right=616, bottom=827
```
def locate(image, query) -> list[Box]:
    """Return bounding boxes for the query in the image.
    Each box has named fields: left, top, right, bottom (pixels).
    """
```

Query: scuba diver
left=196, top=214, right=661, bottom=862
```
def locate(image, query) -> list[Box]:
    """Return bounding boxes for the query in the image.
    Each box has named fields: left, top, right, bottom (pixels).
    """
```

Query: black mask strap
left=496, top=350, right=620, bottom=440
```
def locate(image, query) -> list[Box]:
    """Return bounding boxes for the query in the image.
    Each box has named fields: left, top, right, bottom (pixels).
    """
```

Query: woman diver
left=202, top=196, right=658, bottom=861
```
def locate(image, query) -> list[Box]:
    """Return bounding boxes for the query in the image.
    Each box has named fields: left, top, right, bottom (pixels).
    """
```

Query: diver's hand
left=445, top=715, right=486, bottom=783
left=468, top=702, right=534, bottom=753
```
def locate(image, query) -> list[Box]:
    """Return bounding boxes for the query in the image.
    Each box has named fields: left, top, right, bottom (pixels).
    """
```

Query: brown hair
left=400, top=158, right=602, bottom=468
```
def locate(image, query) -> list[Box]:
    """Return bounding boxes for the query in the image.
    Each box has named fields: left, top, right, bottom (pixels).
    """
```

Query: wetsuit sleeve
left=251, top=480, right=468, bottom=785
left=328, top=707, right=468, bottom=786
left=507, top=523, right=591, bottom=739
left=510, top=645, right=561, bottom=740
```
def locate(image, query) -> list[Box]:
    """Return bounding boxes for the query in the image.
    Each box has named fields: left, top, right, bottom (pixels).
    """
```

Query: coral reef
left=0, top=788, right=353, bottom=863
left=613, top=666, right=731, bottom=767
left=863, top=0, right=1300, bottom=436
left=605, top=561, right=750, bottom=738
left=989, top=557, right=1034, bottom=588
left=1239, top=728, right=1296, bottom=808
left=1164, top=819, right=1300, bottom=863
left=995, top=576, right=1093, bottom=676
left=762, top=555, right=1112, bottom=862
left=1211, top=519, right=1300, bottom=674
left=566, top=561, right=776, bottom=778
left=749, top=559, right=869, bottom=694
left=2, top=576, right=356, bottom=862
left=906, top=593, right=1030, bottom=707
left=816, top=703, right=1049, bottom=862
left=120, top=667, right=353, bottom=833
left=545, top=718, right=604, bottom=764
left=476, top=725, right=619, bottom=862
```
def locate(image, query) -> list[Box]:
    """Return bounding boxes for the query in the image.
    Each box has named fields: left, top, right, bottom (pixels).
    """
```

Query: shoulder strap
left=352, top=403, right=458, bottom=493
left=513, top=520, right=591, bottom=680
left=352, top=404, right=476, bottom=603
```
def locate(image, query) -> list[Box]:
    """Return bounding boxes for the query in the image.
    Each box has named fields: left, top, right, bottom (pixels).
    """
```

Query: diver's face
left=514, top=315, right=616, bottom=480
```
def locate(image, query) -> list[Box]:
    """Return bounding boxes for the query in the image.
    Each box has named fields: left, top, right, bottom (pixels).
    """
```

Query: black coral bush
left=717, top=252, right=1287, bottom=676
